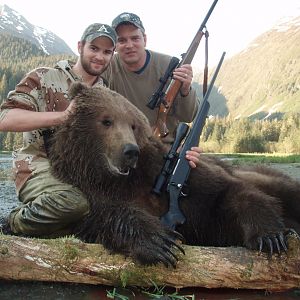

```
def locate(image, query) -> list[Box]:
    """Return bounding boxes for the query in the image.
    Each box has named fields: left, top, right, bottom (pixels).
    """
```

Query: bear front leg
left=226, top=186, right=289, bottom=256
left=75, top=202, right=184, bottom=267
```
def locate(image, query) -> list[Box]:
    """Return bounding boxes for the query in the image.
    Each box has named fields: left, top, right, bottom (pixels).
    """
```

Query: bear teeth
left=112, top=165, right=130, bottom=176
left=106, top=156, right=131, bottom=176
left=119, top=168, right=130, bottom=176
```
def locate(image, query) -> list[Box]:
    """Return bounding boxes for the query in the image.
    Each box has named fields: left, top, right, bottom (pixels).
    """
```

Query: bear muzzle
left=122, top=143, right=140, bottom=172
left=106, top=143, right=140, bottom=176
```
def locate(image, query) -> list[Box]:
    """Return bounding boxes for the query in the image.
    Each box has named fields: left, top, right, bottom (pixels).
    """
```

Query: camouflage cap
left=112, top=12, right=145, bottom=32
left=81, top=23, right=117, bottom=46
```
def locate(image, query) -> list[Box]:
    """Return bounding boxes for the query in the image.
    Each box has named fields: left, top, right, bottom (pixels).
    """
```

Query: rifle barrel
left=180, top=0, right=219, bottom=66
left=199, top=0, right=219, bottom=32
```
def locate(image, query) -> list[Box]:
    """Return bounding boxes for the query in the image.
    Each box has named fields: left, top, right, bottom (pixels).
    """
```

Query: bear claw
left=257, top=228, right=299, bottom=256
left=257, top=233, right=286, bottom=256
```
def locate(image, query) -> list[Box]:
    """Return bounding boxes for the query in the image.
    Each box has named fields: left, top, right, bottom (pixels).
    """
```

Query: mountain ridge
left=211, top=15, right=300, bottom=119
left=0, top=4, right=75, bottom=55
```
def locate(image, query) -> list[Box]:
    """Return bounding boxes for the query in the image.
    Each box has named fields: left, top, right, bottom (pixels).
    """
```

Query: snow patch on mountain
left=0, top=4, right=74, bottom=55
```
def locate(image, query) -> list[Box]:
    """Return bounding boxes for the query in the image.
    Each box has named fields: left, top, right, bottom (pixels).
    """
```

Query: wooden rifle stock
left=153, top=79, right=183, bottom=137
left=152, top=0, right=219, bottom=138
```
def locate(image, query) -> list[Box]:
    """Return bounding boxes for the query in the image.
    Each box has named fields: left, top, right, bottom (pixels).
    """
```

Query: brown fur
left=49, top=83, right=300, bottom=267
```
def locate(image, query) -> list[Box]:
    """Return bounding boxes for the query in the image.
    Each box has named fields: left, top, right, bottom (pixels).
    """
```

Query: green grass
left=210, top=153, right=300, bottom=164
left=0, top=151, right=12, bottom=154
left=107, top=284, right=195, bottom=300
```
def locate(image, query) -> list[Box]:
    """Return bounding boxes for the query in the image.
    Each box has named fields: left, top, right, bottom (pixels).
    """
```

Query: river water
left=0, top=153, right=300, bottom=299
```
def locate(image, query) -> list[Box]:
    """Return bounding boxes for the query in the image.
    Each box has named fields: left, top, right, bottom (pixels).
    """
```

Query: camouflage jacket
left=0, top=60, right=105, bottom=194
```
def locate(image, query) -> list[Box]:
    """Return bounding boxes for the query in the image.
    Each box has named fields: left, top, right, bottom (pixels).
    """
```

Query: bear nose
left=123, top=143, right=140, bottom=161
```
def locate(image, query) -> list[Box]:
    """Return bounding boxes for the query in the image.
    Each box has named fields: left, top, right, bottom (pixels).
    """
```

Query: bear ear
left=68, top=82, right=88, bottom=99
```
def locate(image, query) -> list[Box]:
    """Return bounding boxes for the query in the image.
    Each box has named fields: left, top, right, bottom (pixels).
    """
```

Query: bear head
left=49, top=82, right=155, bottom=193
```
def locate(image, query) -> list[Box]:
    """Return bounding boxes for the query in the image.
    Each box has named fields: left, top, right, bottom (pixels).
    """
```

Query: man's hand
left=173, top=64, right=193, bottom=97
left=186, top=146, right=201, bottom=168
left=62, top=100, right=76, bottom=122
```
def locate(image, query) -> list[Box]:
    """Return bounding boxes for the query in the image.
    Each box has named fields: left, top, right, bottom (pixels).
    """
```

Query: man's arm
left=0, top=108, right=69, bottom=132
left=0, top=68, right=75, bottom=132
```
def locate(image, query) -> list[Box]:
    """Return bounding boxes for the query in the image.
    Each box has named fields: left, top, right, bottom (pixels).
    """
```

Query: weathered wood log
left=0, top=233, right=300, bottom=291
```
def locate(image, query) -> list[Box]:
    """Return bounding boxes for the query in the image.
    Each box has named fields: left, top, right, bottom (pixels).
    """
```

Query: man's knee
left=9, top=189, right=89, bottom=236
left=51, top=190, right=89, bottom=217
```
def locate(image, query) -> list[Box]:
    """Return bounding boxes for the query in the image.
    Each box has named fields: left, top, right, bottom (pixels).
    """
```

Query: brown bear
left=49, top=82, right=300, bottom=267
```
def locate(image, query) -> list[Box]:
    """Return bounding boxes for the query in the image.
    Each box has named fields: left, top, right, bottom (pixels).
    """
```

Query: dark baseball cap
left=112, top=12, right=145, bottom=32
left=80, top=23, right=117, bottom=46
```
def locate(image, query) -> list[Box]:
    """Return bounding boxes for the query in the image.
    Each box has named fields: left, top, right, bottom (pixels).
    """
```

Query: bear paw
left=132, top=229, right=185, bottom=268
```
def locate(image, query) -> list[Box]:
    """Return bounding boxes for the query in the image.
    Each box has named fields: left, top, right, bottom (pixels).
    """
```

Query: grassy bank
left=211, top=153, right=300, bottom=164
left=0, top=151, right=12, bottom=154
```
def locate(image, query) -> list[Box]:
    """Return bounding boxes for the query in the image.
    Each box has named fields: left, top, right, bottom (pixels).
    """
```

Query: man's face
left=115, top=24, right=147, bottom=68
left=78, top=36, right=114, bottom=76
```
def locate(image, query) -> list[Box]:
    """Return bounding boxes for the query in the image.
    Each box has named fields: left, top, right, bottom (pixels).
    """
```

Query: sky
left=2, top=0, right=300, bottom=70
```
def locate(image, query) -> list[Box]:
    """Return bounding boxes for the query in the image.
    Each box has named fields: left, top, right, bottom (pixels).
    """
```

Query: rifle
left=147, top=0, right=219, bottom=138
left=152, top=52, right=226, bottom=230
left=147, top=57, right=180, bottom=110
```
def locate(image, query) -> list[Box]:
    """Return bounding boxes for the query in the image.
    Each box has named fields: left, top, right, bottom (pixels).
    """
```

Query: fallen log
left=0, top=233, right=300, bottom=291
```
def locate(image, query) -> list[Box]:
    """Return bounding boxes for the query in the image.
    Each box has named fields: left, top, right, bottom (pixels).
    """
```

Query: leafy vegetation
left=200, top=112, right=300, bottom=154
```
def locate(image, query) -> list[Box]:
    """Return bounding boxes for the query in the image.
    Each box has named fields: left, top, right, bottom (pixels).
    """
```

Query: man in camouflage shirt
left=0, top=23, right=117, bottom=237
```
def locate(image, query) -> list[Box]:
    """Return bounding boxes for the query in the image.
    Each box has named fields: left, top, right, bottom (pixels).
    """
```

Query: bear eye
left=132, top=124, right=136, bottom=131
left=102, top=119, right=112, bottom=127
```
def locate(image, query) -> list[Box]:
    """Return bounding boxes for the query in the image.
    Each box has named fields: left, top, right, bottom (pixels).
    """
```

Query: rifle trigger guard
left=162, top=100, right=169, bottom=108
left=181, top=183, right=189, bottom=197
left=181, top=191, right=188, bottom=197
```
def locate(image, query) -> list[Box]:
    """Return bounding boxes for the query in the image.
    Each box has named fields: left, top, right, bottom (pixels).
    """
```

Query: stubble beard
left=80, top=52, right=108, bottom=76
